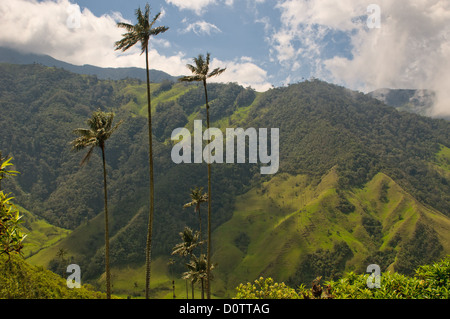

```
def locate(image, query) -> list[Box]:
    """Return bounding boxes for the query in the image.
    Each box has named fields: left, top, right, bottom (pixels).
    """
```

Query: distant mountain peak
left=0, top=46, right=177, bottom=83
left=368, top=88, right=442, bottom=119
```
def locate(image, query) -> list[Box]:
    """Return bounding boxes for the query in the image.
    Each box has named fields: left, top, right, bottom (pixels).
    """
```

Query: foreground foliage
left=0, top=254, right=106, bottom=299
left=235, top=256, right=450, bottom=299
left=0, top=156, right=26, bottom=261
left=0, top=192, right=26, bottom=261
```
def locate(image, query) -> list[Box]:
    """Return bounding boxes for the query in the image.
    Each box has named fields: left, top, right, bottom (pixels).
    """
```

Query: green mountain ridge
left=1, top=63, right=449, bottom=298
left=212, top=168, right=450, bottom=296
left=0, top=46, right=177, bottom=83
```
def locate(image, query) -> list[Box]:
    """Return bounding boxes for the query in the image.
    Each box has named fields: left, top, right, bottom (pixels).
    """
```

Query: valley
left=0, top=62, right=449, bottom=298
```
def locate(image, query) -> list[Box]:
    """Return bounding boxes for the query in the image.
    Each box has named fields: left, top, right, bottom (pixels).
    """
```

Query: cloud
left=0, top=0, right=187, bottom=75
left=270, top=0, right=450, bottom=116
left=181, top=20, right=222, bottom=35
left=165, top=0, right=235, bottom=15
left=0, top=0, right=271, bottom=92
left=270, top=0, right=362, bottom=73
left=208, top=57, right=272, bottom=92
left=165, top=0, right=217, bottom=15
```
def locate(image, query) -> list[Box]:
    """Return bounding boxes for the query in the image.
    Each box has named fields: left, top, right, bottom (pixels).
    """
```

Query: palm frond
left=208, top=67, right=226, bottom=79
left=150, top=25, right=169, bottom=36
left=115, top=34, right=140, bottom=52
left=179, top=75, right=203, bottom=83
left=136, top=6, right=146, bottom=27
left=149, top=12, right=162, bottom=28
left=72, top=128, right=94, bottom=137
left=70, top=135, right=97, bottom=151
left=185, top=63, right=197, bottom=74
left=194, top=54, right=208, bottom=76
left=204, top=53, right=211, bottom=75
left=183, top=202, right=195, bottom=209
left=105, top=120, right=123, bottom=140
left=80, top=145, right=95, bottom=166
left=116, top=22, right=135, bottom=32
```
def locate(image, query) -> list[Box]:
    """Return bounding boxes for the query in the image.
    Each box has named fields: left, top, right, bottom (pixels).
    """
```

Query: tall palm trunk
left=144, top=45, right=155, bottom=299
left=198, top=205, right=203, bottom=254
left=201, top=278, right=205, bottom=299
left=186, top=279, right=189, bottom=299
left=101, top=145, right=111, bottom=299
left=203, top=79, right=212, bottom=299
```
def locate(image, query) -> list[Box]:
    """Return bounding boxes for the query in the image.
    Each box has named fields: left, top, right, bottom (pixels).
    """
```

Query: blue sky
left=0, top=0, right=449, bottom=116
left=72, top=0, right=293, bottom=89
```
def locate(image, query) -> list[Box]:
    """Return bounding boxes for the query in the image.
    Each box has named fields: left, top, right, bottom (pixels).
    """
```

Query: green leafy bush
left=0, top=157, right=26, bottom=261
left=235, top=277, right=300, bottom=299
left=0, top=192, right=27, bottom=260
left=235, top=256, right=450, bottom=299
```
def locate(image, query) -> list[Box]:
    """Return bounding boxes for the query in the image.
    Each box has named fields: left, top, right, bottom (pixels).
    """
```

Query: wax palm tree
left=115, top=3, right=168, bottom=299
left=183, top=187, right=208, bottom=248
left=182, top=255, right=201, bottom=299
left=171, top=226, right=203, bottom=257
left=70, top=110, right=122, bottom=299
left=183, top=254, right=214, bottom=299
left=171, top=226, right=203, bottom=299
left=179, top=53, right=225, bottom=299
left=56, top=248, right=68, bottom=261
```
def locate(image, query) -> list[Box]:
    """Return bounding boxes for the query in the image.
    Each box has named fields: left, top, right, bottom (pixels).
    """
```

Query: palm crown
left=171, top=227, right=203, bottom=257
left=71, top=110, right=122, bottom=165
left=183, top=187, right=208, bottom=213
left=115, top=4, right=168, bottom=54
left=179, top=53, right=226, bottom=86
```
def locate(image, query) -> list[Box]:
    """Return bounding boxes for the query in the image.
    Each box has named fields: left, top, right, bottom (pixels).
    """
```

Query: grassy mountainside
left=18, top=205, right=70, bottom=259
left=0, top=255, right=105, bottom=299
left=212, top=168, right=450, bottom=296
left=1, top=63, right=449, bottom=298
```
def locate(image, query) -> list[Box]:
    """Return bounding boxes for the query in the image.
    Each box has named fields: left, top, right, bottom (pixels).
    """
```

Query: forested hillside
left=1, top=63, right=449, bottom=297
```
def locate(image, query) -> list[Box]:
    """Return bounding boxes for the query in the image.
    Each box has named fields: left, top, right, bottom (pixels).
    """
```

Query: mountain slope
left=0, top=63, right=449, bottom=298
left=0, top=46, right=177, bottom=82
left=0, top=255, right=106, bottom=298
left=211, top=168, right=450, bottom=296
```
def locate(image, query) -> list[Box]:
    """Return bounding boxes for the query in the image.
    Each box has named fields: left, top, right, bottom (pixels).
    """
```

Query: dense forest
left=1, top=62, right=449, bottom=297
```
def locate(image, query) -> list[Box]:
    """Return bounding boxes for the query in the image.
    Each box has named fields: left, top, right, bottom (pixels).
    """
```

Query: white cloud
left=0, top=0, right=187, bottom=75
left=270, top=0, right=450, bottom=116
left=165, top=0, right=235, bottom=14
left=165, top=0, right=217, bottom=15
left=208, top=57, right=272, bottom=92
left=275, top=0, right=365, bottom=31
left=0, top=0, right=271, bottom=92
left=181, top=20, right=221, bottom=35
